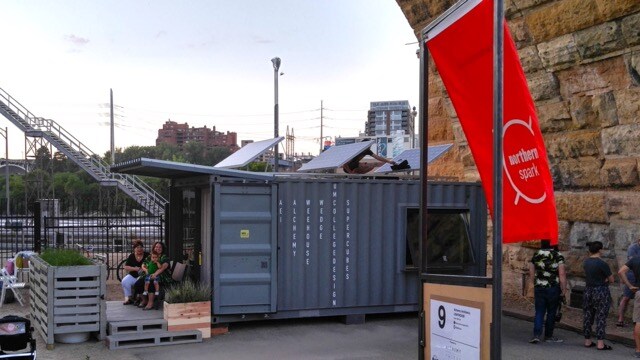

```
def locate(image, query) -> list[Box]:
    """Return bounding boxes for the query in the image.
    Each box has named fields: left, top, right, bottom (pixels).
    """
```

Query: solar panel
left=214, top=137, right=284, bottom=168
left=374, top=143, right=453, bottom=173
left=297, top=141, right=375, bottom=172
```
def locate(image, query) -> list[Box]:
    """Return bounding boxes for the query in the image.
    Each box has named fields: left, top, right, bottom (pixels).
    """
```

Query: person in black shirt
left=582, top=241, right=614, bottom=350
left=121, top=240, right=149, bottom=305
left=342, top=149, right=395, bottom=174
left=528, top=240, right=566, bottom=344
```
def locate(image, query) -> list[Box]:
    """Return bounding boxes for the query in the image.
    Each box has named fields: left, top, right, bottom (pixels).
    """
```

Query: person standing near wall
left=583, top=241, right=614, bottom=350
left=529, top=239, right=567, bottom=344
left=618, top=250, right=640, bottom=358
left=617, top=237, right=640, bottom=327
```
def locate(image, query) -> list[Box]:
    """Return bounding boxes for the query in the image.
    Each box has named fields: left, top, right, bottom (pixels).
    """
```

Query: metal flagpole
left=491, top=0, right=505, bottom=358
left=418, top=37, right=429, bottom=360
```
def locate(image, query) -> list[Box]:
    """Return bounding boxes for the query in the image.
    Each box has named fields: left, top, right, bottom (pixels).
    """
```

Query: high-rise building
left=365, top=101, right=415, bottom=141
left=156, top=120, right=239, bottom=151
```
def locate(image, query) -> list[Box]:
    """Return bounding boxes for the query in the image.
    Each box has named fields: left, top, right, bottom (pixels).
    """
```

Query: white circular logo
left=502, top=116, right=547, bottom=205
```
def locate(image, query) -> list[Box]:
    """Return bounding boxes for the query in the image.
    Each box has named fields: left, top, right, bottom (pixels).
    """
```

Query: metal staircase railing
left=0, top=86, right=167, bottom=215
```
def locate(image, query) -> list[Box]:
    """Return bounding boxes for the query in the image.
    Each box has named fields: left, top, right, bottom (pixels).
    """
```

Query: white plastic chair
left=0, top=268, right=25, bottom=307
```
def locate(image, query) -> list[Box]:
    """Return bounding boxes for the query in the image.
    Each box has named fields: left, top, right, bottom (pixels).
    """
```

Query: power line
left=323, top=108, right=368, bottom=112
left=117, top=105, right=321, bottom=118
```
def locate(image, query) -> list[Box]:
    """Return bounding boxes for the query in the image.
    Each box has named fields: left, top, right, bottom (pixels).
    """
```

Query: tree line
left=0, top=142, right=238, bottom=215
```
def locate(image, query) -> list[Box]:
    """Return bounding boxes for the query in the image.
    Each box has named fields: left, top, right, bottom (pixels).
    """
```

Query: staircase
left=0, top=86, right=166, bottom=215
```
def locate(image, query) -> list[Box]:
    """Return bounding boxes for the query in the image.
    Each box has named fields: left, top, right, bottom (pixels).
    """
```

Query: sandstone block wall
left=397, top=0, right=640, bottom=307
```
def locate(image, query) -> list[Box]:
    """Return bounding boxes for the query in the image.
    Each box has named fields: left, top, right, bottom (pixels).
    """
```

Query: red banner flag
left=425, top=0, right=558, bottom=243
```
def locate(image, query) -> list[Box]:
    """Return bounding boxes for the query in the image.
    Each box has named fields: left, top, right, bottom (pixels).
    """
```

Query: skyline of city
left=0, top=1, right=419, bottom=160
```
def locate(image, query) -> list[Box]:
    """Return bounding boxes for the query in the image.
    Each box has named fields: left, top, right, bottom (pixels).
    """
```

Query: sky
left=0, top=0, right=420, bottom=160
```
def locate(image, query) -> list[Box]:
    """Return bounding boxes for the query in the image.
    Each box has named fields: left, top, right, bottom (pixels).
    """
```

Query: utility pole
left=0, top=127, right=9, bottom=215
left=271, top=57, right=281, bottom=172
left=110, top=88, right=115, bottom=165
left=319, top=100, right=323, bottom=154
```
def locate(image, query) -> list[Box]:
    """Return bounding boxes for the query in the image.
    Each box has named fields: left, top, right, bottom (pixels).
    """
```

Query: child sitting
left=141, top=251, right=161, bottom=310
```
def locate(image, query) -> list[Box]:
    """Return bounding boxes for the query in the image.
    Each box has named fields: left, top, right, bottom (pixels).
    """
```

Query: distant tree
left=247, top=162, right=268, bottom=172
left=52, top=151, right=80, bottom=173
left=204, top=147, right=232, bottom=166
left=34, top=146, right=52, bottom=170
left=183, top=142, right=206, bottom=164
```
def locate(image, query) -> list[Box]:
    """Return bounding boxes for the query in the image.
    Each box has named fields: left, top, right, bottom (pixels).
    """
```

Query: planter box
left=163, top=301, right=211, bottom=338
left=29, top=255, right=107, bottom=348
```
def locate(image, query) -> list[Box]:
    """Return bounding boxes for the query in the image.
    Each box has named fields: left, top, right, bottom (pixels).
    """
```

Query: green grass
left=40, top=248, right=93, bottom=266
left=165, top=280, right=212, bottom=304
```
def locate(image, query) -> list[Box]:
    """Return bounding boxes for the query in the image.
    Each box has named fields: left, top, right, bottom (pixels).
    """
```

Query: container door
left=213, top=184, right=277, bottom=314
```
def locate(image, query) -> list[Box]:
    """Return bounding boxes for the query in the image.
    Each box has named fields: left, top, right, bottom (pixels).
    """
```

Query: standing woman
left=583, top=241, right=615, bottom=350
left=121, top=240, right=149, bottom=305
left=134, top=241, right=170, bottom=309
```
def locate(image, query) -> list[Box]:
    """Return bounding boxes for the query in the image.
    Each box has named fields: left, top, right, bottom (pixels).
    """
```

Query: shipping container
left=113, top=158, right=487, bottom=323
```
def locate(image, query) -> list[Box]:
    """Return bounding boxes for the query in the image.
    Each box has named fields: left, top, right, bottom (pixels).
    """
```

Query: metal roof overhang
left=110, top=158, right=274, bottom=181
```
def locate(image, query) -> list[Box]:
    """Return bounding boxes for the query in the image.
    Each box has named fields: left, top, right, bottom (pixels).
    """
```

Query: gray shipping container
left=113, top=159, right=487, bottom=323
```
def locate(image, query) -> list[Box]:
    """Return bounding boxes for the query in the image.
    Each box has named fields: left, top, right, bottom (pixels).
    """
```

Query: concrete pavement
left=125, top=314, right=636, bottom=360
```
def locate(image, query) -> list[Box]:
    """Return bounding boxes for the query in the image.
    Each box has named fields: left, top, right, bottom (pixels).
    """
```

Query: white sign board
left=430, top=299, right=481, bottom=360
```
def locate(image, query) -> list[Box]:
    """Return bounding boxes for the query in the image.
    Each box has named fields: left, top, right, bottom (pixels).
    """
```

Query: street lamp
left=410, top=106, right=417, bottom=148
left=0, top=127, right=9, bottom=215
left=271, top=57, right=281, bottom=172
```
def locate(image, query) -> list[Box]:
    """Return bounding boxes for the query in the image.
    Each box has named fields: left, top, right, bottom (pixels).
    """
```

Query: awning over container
left=110, top=157, right=274, bottom=181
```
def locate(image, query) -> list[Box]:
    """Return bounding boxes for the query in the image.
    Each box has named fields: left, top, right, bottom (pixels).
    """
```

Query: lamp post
left=271, top=57, right=281, bottom=172
left=0, top=127, right=9, bottom=215
left=410, top=106, right=417, bottom=148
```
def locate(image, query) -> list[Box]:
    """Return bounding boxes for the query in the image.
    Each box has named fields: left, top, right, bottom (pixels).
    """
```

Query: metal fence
left=0, top=213, right=164, bottom=280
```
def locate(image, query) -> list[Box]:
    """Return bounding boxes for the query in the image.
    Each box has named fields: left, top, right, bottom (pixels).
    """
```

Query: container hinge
left=419, top=310, right=425, bottom=348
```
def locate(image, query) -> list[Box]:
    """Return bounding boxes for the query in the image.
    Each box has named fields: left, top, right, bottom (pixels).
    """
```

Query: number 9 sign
left=438, top=305, right=446, bottom=329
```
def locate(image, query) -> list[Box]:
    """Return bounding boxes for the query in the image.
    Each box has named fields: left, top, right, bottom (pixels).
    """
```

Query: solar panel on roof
left=374, top=143, right=453, bottom=173
left=214, top=137, right=284, bottom=168
left=297, top=141, right=375, bottom=172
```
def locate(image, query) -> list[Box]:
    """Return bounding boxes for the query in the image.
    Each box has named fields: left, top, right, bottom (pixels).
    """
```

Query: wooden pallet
left=105, top=329, right=202, bottom=350
left=108, top=318, right=167, bottom=335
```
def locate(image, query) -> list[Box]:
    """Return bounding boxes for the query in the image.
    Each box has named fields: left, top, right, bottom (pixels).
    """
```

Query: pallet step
left=105, top=330, right=202, bottom=350
left=108, top=319, right=167, bottom=335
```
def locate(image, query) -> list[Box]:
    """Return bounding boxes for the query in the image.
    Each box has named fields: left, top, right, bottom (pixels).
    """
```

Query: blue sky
left=0, top=0, right=419, bottom=159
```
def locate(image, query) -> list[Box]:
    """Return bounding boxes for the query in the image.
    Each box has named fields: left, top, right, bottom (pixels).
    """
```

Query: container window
left=405, top=208, right=475, bottom=272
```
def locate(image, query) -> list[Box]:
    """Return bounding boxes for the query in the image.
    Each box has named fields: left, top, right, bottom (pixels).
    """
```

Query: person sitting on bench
left=134, top=241, right=170, bottom=310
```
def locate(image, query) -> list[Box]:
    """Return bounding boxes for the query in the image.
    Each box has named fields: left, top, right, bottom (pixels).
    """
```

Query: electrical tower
left=285, top=126, right=295, bottom=161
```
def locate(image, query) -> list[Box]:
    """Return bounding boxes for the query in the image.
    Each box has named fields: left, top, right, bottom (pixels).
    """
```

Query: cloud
left=252, top=35, right=273, bottom=44
left=155, top=30, right=167, bottom=39
left=64, top=34, right=90, bottom=46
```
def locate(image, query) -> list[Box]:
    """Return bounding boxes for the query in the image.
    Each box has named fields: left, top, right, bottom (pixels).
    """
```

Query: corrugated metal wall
left=275, top=178, right=485, bottom=312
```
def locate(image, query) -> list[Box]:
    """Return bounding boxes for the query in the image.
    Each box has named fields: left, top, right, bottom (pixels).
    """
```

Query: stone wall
left=396, top=0, right=640, bottom=305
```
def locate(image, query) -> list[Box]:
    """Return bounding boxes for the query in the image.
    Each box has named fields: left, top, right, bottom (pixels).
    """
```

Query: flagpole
left=491, top=0, right=505, bottom=358
left=418, top=37, right=429, bottom=360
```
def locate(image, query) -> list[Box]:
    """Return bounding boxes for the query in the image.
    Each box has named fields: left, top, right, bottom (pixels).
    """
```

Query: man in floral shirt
left=528, top=239, right=567, bottom=344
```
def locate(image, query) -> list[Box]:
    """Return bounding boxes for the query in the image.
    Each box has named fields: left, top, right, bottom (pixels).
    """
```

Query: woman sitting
left=121, top=240, right=149, bottom=305
left=133, top=241, right=170, bottom=309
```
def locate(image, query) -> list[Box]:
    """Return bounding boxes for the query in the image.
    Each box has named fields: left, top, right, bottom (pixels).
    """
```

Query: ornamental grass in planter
left=39, top=249, right=93, bottom=266
left=163, top=280, right=212, bottom=338
left=30, top=248, right=106, bottom=348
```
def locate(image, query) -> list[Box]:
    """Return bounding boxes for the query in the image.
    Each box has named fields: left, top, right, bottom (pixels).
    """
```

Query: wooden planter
left=163, top=301, right=211, bottom=338
left=29, top=255, right=107, bottom=348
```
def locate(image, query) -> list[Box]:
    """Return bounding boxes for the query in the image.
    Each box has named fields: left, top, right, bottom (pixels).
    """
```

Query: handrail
left=0, top=86, right=167, bottom=214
